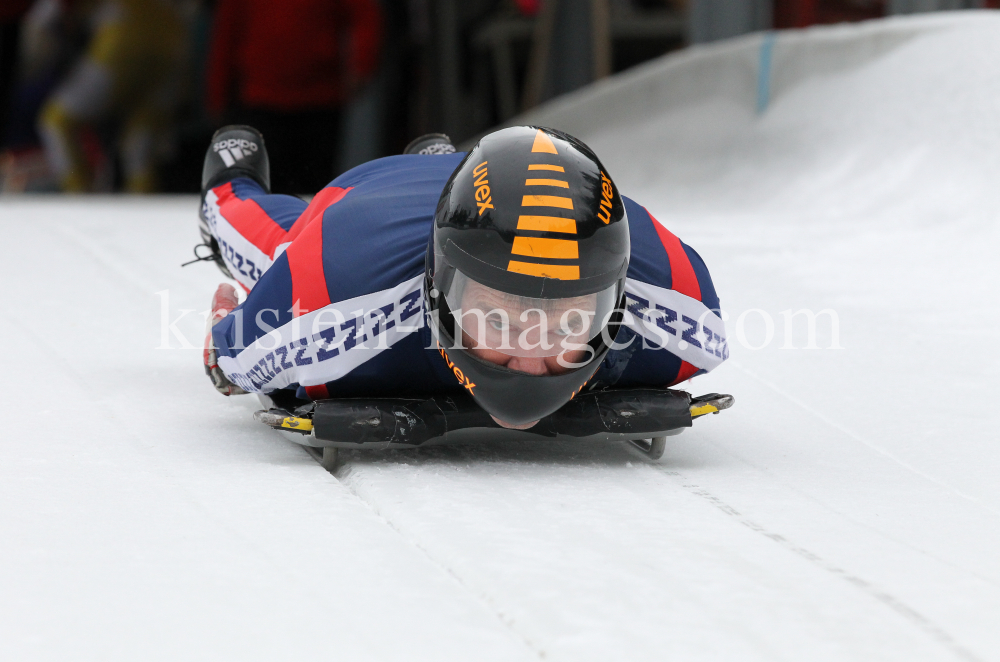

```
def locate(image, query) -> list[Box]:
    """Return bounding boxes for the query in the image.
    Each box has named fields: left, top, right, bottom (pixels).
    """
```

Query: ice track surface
left=4, top=13, right=1000, bottom=661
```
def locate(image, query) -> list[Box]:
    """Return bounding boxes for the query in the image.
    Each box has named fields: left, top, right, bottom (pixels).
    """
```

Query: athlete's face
left=458, top=280, right=593, bottom=373
left=458, top=281, right=593, bottom=430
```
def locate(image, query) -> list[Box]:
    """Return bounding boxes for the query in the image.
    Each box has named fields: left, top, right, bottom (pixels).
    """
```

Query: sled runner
left=254, top=389, right=734, bottom=470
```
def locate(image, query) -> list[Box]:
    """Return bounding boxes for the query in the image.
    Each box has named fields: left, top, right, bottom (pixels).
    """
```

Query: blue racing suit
left=202, top=153, right=728, bottom=401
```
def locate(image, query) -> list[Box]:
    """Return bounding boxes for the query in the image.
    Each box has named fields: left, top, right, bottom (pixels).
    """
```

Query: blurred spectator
left=513, top=0, right=540, bottom=15
left=205, top=0, right=382, bottom=193
left=0, top=0, right=52, bottom=191
left=36, top=0, right=188, bottom=193
left=0, top=1, right=34, bottom=137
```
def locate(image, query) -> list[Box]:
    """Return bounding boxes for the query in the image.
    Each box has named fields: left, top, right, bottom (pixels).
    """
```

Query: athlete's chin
left=491, top=415, right=539, bottom=430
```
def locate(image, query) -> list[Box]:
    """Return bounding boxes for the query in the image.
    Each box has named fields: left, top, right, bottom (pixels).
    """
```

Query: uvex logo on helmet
left=437, top=344, right=476, bottom=394
left=598, top=171, right=614, bottom=224
left=472, top=161, right=494, bottom=216
left=506, top=129, right=581, bottom=281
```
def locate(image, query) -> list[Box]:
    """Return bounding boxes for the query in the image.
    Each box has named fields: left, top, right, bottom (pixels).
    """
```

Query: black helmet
left=426, top=126, right=630, bottom=425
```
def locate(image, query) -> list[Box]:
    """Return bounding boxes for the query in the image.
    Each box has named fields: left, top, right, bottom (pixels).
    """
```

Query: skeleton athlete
left=196, top=125, right=729, bottom=431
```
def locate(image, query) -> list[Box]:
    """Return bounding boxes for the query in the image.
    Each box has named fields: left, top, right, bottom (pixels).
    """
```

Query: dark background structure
left=0, top=0, right=995, bottom=194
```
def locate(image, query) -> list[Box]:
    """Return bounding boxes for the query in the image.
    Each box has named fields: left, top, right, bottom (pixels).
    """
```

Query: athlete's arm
left=612, top=198, right=728, bottom=386
left=209, top=250, right=301, bottom=395
left=209, top=242, right=426, bottom=398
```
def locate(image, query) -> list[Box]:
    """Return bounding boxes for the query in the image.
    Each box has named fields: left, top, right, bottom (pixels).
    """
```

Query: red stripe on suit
left=304, top=384, right=330, bottom=400
left=287, top=186, right=352, bottom=241
left=646, top=208, right=702, bottom=300
left=647, top=208, right=704, bottom=386
left=213, top=182, right=290, bottom=258
left=285, top=187, right=351, bottom=401
left=284, top=215, right=331, bottom=317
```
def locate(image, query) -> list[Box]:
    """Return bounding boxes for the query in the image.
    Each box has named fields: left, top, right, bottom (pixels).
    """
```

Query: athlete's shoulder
left=610, top=197, right=728, bottom=386
left=622, top=196, right=719, bottom=311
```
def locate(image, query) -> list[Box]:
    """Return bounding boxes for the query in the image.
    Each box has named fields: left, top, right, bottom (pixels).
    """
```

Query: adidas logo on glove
left=214, top=138, right=259, bottom=167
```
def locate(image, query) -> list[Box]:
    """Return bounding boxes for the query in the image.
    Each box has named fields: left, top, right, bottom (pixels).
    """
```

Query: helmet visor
left=441, top=270, right=618, bottom=358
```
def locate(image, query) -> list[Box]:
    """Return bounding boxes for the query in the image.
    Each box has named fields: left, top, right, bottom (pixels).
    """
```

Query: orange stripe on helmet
left=516, top=215, right=577, bottom=234
left=507, top=261, right=580, bottom=280
left=522, top=195, right=573, bottom=209
left=525, top=178, right=569, bottom=188
left=531, top=130, right=558, bottom=154
left=511, top=236, right=579, bottom=260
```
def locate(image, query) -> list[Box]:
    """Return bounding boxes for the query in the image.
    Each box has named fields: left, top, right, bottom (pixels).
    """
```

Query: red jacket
left=206, top=0, right=382, bottom=115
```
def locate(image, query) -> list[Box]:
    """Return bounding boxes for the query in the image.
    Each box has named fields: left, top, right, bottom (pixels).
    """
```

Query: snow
left=3, top=12, right=1000, bottom=661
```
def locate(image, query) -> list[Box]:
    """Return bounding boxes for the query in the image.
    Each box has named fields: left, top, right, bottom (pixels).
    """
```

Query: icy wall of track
left=3, top=12, right=1000, bottom=661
